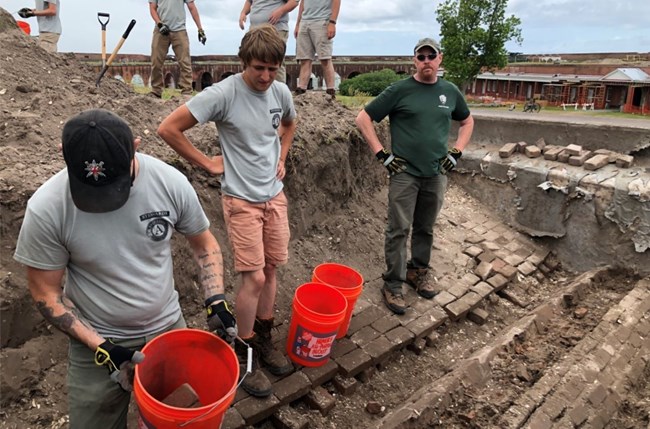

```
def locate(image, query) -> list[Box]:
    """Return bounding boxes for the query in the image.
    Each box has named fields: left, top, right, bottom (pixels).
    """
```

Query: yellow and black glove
left=375, top=149, right=407, bottom=176
left=439, top=148, right=462, bottom=174
left=18, top=7, right=35, bottom=18
left=198, top=29, right=207, bottom=45
left=95, top=340, right=145, bottom=392
left=206, top=294, right=237, bottom=344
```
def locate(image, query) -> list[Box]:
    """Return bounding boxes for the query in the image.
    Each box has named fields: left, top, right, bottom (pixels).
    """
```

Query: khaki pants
left=67, top=316, right=186, bottom=429
left=38, top=32, right=60, bottom=53
left=275, top=30, right=289, bottom=84
left=150, top=29, right=193, bottom=96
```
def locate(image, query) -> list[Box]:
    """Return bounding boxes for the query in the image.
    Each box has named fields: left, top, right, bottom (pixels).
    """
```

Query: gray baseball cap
left=414, top=37, right=441, bottom=54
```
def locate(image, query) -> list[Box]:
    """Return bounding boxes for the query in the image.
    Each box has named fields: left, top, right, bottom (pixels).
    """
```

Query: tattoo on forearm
left=35, top=296, right=98, bottom=339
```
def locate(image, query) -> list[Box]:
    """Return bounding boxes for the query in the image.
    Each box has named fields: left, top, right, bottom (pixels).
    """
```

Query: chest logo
left=146, top=218, right=169, bottom=242
left=439, top=95, right=447, bottom=105
left=272, top=113, right=280, bottom=129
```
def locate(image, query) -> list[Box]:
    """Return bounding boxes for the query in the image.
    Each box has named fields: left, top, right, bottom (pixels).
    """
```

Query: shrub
left=339, top=69, right=406, bottom=97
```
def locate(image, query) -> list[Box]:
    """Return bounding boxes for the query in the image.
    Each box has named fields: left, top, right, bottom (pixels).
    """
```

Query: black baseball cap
left=62, top=109, right=135, bottom=213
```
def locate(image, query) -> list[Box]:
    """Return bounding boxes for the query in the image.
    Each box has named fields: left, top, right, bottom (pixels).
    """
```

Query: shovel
left=95, top=19, right=136, bottom=87
left=97, top=12, right=110, bottom=67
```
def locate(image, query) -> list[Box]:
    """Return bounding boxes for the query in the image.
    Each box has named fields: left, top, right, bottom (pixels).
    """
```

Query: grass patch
left=338, top=95, right=374, bottom=110
left=131, top=86, right=188, bottom=100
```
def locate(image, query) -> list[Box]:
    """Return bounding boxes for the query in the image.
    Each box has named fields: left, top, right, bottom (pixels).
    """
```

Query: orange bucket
left=17, top=21, right=31, bottom=35
left=134, top=329, right=239, bottom=428
left=286, top=282, right=347, bottom=367
left=312, top=263, right=364, bottom=338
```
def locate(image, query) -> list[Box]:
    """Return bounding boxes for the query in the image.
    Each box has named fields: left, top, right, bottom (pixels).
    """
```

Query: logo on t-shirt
left=438, top=94, right=450, bottom=109
left=271, top=113, right=281, bottom=129
left=146, top=218, right=169, bottom=242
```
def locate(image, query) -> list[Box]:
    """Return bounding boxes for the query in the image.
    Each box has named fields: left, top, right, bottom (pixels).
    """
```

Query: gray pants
left=383, top=172, right=447, bottom=293
left=67, top=316, right=186, bottom=429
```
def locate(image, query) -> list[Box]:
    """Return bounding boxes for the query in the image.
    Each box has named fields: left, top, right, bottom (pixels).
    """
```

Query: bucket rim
left=294, top=282, right=348, bottom=319
left=313, top=262, right=364, bottom=287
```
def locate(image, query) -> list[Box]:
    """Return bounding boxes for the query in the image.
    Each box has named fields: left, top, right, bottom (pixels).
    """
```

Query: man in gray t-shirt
left=17, top=0, right=61, bottom=52
left=238, top=0, right=299, bottom=84
left=158, top=25, right=297, bottom=399
left=13, top=109, right=236, bottom=428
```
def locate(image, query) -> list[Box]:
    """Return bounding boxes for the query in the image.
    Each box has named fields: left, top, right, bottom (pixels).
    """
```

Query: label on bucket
left=292, top=325, right=337, bottom=362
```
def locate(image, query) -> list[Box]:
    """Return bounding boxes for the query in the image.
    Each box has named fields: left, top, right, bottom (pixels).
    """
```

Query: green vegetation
left=132, top=86, right=189, bottom=100
left=338, top=69, right=407, bottom=97
left=436, top=0, right=522, bottom=91
left=337, top=95, right=375, bottom=110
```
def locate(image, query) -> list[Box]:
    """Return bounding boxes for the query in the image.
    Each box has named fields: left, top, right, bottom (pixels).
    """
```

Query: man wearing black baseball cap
left=355, top=37, right=474, bottom=315
left=14, top=109, right=236, bottom=428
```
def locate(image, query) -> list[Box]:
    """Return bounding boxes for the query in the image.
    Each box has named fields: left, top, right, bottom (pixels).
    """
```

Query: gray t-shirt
left=36, top=0, right=62, bottom=34
left=13, top=153, right=210, bottom=338
left=149, top=0, right=192, bottom=32
left=301, top=0, right=331, bottom=21
left=249, top=0, right=297, bottom=32
left=187, top=74, right=296, bottom=203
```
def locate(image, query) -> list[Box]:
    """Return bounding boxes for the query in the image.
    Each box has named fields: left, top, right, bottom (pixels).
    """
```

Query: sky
left=3, top=0, right=649, bottom=57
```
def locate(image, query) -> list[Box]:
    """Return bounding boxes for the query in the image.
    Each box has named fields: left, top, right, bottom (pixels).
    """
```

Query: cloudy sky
left=4, top=0, right=649, bottom=56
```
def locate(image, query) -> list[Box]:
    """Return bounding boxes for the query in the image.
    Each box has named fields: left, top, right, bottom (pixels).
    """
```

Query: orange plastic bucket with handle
left=134, top=329, right=239, bottom=428
left=312, top=263, right=364, bottom=338
left=17, top=21, right=31, bottom=35
left=286, top=282, right=347, bottom=367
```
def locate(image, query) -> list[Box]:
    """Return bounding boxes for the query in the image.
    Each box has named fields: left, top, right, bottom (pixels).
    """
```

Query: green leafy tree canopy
left=339, top=69, right=406, bottom=97
left=436, top=0, right=522, bottom=90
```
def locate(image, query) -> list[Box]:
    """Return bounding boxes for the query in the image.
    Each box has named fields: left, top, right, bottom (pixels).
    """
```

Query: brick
left=407, top=337, right=427, bottom=355
left=615, top=154, right=634, bottom=168
left=470, top=281, right=493, bottom=298
left=463, top=245, right=483, bottom=258
left=497, top=288, right=530, bottom=308
left=475, top=261, right=493, bottom=280
left=350, top=325, right=380, bottom=348
left=539, top=395, right=566, bottom=420
left=347, top=306, right=386, bottom=336
left=486, top=273, right=509, bottom=291
left=335, top=348, right=372, bottom=378
left=425, top=330, right=440, bottom=347
left=472, top=225, right=488, bottom=235
left=332, top=374, right=358, bottom=395
left=371, top=314, right=400, bottom=334
left=305, top=386, right=336, bottom=417
left=569, top=403, right=589, bottom=426
left=494, top=264, right=518, bottom=280
left=162, top=383, right=201, bottom=408
left=517, top=261, right=537, bottom=276
left=587, top=384, right=608, bottom=406
left=405, top=311, right=440, bottom=338
left=468, top=308, right=489, bottom=325
left=384, top=326, right=415, bottom=348
left=222, top=407, right=246, bottom=429
left=461, top=272, right=481, bottom=286
left=527, top=412, right=552, bottom=429
left=503, top=253, right=524, bottom=267
left=329, top=337, right=358, bottom=359
left=234, top=394, right=281, bottom=425
left=464, top=234, right=485, bottom=244
left=271, top=405, right=310, bottom=429
left=444, top=299, right=471, bottom=321
left=483, top=230, right=500, bottom=243
left=302, top=360, right=339, bottom=387
left=525, top=146, right=542, bottom=158
left=557, top=150, right=571, bottom=163
left=535, top=137, right=546, bottom=150
left=477, top=250, right=496, bottom=263
left=482, top=241, right=501, bottom=251
left=364, top=335, right=394, bottom=365
left=273, top=372, right=311, bottom=404
left=568, top=150, right=592, bottom=166
left=515, top=246, right=534, bottom=259
left=543, top=146, right=564, bottom=161
left=490, top=258, right=506, bottom=272
left=447, top=283, right=470, bottom=298
left=434, top=290, right=456, bottom=307
left=592, top=347, right=613, bottom=370
left=357, top=366, right=376, bottom=383
left=584, top=154, right=610, bottom=170
left=499, top=143, right=517, bottom=158
left=565, top=144, right=582, bottom=155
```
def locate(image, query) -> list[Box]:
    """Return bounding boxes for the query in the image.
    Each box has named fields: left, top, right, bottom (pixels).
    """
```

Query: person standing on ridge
left=149, top=0, right=207, bottom=98
left=238, top=0, right=300, bottom=84
left=18, top=0, right=62, bottom=52
left=355, top=37, right=474, bottom=315
left=158, top=25, right=297, bottom=398
left=293, top=0, right=340, bottom=98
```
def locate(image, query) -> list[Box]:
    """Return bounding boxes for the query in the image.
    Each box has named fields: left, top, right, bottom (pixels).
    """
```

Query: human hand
left=239, top=13, right=246, bottom=30
left=376, top=149, right=407, bottom=176
left=276, top=158, right=286, bottom=180
left=439, top=148, right=462, bottom=174
left=206, top=155, right=224, bottom=176
left=327, top=21, right=336, bottom=39
left=18, top=7, right=35, bottom=18
left=198, top=29, right=207, bottom=45
left=206, top=295, right=238, bottom=345
left=157, top=22, right=170, bottom=36
left=95, top=341, right=145, bottom=392
left=269, top=9, right=283, bottom=25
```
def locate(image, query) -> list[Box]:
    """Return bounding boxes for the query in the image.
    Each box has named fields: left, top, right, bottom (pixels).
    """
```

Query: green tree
left=339, top=69, right=406, bottom=97
left=436, top=0, right=522, bottom=90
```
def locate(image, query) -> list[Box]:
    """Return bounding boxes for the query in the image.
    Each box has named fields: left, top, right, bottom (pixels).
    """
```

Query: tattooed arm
left=185, top=229, right=224, bottom=301
left=27, top=267, right=105, bottom=350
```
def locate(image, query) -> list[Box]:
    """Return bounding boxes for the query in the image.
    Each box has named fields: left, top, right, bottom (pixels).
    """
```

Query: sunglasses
left=416, top=54, right=437, bottom=61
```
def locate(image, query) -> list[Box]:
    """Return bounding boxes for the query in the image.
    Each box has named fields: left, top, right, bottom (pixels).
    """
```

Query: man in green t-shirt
left=355, top=37, right=474, bottom=315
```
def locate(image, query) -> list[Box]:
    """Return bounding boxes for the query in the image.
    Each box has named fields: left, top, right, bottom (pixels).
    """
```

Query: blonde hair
left=238, top=24, right=286, bottom=67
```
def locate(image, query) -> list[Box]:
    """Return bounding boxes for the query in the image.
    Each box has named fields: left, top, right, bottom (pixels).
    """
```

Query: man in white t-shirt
left=158, top=25, right=298, bottom=398
left=13, top=109, right=236, bottom=428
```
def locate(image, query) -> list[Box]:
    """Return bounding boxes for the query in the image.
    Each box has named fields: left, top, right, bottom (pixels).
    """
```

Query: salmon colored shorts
left=222, top=191, right=290, bottom=272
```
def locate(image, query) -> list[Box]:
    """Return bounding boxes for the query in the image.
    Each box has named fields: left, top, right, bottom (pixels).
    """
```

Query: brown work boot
left=294, top=87, right=306, bottom=95
left=406, top=268, right=436, bottom=299
left=325, top=88, right=336, bottom=99
left=234, top=334, right=272, bottom=397
left=382, top=288, right=406, bottom=315
left=253, top=318, right=293, bottom=376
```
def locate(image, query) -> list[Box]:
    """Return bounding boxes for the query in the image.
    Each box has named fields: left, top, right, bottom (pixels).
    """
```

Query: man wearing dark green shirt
left=355, top=37, right=474, bottom=315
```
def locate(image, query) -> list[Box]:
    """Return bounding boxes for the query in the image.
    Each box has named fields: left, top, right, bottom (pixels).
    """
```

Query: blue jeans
left=383, top=172, right=447, bottom=293
left=67, top=316, right=186, bottom=429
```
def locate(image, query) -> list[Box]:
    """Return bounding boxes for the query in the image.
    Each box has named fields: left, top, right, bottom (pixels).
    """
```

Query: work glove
left=18, top=7, right=35, bottom=18
left=375, top=148, right=407, bottom=176
left=157, top=22, right=170, bottom=36
left=206, top=294, right=238, bottom=345
left=439, top=148, right=462, bottom=174
left=198, top=29, right=207, bottom=45
left=95, top=340, right=145, bottom=392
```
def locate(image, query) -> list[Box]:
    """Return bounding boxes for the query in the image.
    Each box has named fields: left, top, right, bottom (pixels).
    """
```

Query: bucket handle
left=178, top=337, right=251, bottom=428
